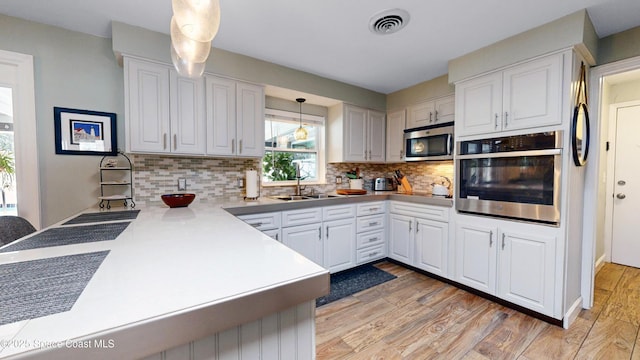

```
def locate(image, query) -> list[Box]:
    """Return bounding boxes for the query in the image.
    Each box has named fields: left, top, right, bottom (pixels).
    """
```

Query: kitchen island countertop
left=0, top=203, right=328, bottom=359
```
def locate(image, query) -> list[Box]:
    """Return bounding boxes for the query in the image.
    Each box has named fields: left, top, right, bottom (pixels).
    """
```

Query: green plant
left=263, top=152, right=297, bottom=181
left=0, top=149, right=14, bottom=190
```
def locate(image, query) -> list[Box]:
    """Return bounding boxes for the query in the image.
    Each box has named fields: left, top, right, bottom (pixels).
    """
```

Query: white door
left=324, top=218, right=356, bottom=273
left=169, top=71, right=205, bottom=155
left=282, top=223, right=323, bottom=266
left=343, top=105, right=368, bottom=162
left=368, top=110, right=386, bottom=162
left=414, top=218, right=448, bottom=277
left=612, top=104, right=640, bottom=268
left=455, top=222, right=497, bottom=294
left=205, top=75, right=236, bottom=156
left=236, top=81, right=264, bottom=157
left=386, top=109, right=405, bottom=162
left=388, top=214, right=413, bottom=264
left=455, top=72, right=502, bottom=136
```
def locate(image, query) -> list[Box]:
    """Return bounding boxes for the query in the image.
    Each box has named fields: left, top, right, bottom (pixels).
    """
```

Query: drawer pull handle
left=248, top=222, right=263, bottom=227
left=369, top=222, right=379, bottom=227
left=368, top=252, right=378, bottom=257
left=368, top=237, right=378, bottom=242
left=369, top=207, right=379, bottom=212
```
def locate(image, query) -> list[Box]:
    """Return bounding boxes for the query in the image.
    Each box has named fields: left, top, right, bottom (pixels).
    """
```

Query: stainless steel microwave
left=403, top=122, right=454, bottom=161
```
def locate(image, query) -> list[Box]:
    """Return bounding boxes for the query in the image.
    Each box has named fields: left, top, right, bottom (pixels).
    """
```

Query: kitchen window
left=263, top=109, right=325, bottom=185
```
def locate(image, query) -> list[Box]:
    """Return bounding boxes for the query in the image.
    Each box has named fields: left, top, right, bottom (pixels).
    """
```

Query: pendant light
left=170, top=0, right=220, bottom=78
left=294, top=98, right=308, bottom=141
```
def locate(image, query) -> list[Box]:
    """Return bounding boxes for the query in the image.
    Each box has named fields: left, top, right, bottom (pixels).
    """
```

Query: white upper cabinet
left=406, top=94, right=455, bottom=129
left=456, top=53, right=563, bottom=137
left=386, top=109, right=405, bottom=163
left=329, top=103, right=386, bottom=163
left=205, top=75, right=264, bottom=157
left=125, top=57, right=205, bottom=155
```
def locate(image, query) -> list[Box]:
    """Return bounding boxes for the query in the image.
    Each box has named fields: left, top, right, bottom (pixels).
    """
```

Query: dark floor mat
left=316, top=263, right=397, bottom=307
left=0, top=222, right=130, bottom=253
left=0, top=250, right=110, bottom=325
left=62, top=210, right=140, bottom=225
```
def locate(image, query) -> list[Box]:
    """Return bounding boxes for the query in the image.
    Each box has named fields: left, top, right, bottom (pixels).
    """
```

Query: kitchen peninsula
left=0, top=203, right=328, bottom=359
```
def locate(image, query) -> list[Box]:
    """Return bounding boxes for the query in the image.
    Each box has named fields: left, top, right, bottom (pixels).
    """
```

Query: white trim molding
left=0, top=49, right=41, bottom=229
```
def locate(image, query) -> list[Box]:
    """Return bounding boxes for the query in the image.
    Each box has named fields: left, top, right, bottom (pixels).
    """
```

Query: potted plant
left=0, top=148, right=15, bottom=209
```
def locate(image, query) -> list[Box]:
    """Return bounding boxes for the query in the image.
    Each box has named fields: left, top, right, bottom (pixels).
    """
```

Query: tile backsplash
left=130, top=154, right=454, bottom=202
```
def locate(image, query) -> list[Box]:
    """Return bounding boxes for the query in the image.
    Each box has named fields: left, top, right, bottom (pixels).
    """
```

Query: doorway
left=584, top=56, right=640, bottom=309
left=609, top=102, right=640, bottom=268
left=0, top=49, right=40, bottom=228
left=0, top=86, right=17, bottom=215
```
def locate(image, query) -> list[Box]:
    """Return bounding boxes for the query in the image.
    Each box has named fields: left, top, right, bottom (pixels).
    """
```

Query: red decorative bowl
left=161, top=193, right=196, bottom=208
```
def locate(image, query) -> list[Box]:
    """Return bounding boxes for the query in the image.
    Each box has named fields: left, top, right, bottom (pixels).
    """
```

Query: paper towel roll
left=245, top=169, right=259, bottom=199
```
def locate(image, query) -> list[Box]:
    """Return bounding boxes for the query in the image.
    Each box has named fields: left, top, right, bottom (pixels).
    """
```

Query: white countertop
left=0, top=202, right=328, bottom=359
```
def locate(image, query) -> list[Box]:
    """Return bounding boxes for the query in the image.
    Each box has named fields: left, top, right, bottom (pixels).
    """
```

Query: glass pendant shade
left=294, top=126, right=308, bottom=141
left=172, top=0, right=221, bottom=42
left=294, top=97, right=307, bottom=141
left=171, top=16, right=211, bottom=63
left=171, top=44, right=206, bottom=78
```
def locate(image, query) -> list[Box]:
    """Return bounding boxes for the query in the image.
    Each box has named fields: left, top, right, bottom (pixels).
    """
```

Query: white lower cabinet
left=355, top=202, right=386, bottom=264
left=455, top=215, right=557, bottom=316
left=324, top=218, right=356, bottom=273
left=282, top=223, right=323, bottom=266
left=388, top=213, right=413, bottom=264
left=237, top=212, right=281, bottom=241
left=388, top=201, right=450, bottom=277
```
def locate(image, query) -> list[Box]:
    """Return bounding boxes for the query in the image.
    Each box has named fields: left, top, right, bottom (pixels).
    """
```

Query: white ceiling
left=2, top=0, right=640, bottom=95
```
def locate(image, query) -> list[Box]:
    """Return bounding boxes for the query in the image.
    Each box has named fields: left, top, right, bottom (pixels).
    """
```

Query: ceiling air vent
left=369, top=9, right=410, bottom=35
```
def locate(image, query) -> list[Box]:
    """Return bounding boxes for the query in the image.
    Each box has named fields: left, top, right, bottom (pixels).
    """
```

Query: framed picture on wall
left=54, top=107, right=117, bottom=156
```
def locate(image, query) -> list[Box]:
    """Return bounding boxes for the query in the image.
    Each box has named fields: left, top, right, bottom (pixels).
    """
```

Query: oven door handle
left=456, top=149, right=562, bottom=159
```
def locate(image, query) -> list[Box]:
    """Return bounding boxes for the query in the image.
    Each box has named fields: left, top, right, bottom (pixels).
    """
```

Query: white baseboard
left=595, top=254, right=606, bottom=274
left=563, top=297, right=583, bottom=329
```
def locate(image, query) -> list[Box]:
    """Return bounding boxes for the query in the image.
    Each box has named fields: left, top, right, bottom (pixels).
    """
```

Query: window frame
left=262, top=108, right=326, bottom=186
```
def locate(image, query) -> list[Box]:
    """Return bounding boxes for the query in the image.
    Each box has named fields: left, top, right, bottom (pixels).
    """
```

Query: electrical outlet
left=237, top=177, right=244, bottom=188
left=177, top=178, right=187, bottom=191
left=336, top=176, right=342, bottom=184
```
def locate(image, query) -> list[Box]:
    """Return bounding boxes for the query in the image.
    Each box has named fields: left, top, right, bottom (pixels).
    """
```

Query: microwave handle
left=447, top=134, right=453, bottom=155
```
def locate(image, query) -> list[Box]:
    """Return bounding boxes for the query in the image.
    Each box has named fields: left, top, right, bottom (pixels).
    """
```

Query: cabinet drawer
left=282, top=207, right=323, bottom=227
left=237, top=212, right=281, bottom=231
left=356, top=230, right=385, bottom=249
left=389, top=201, right=449, bottom=222
left=323, top=204, right=356, bottom=222
left=357, top=214, right=385, bottom=233
left=356, top=201, right=385, bottom=216
left=356, top=244, right=386, bottom=264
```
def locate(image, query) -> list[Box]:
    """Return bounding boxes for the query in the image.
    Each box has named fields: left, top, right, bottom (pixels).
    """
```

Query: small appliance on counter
left=374, top=177, right=397, bottom=191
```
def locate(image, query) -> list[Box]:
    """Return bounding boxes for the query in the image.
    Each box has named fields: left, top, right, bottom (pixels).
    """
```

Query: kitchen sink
left=269, top=194, right=340, bottom=201
left=303, top=194, right=340, bottom=199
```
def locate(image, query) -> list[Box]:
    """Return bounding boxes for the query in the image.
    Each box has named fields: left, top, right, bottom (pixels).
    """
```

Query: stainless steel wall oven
left=455, top=131, right=562, bottom=225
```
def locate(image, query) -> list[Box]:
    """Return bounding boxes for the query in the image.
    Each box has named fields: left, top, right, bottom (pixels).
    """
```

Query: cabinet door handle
left=489, top=230, right=493, bottom=247
left=326, top=226, right=329, bottom=238
left=429, top=111, right=433, bottom=123
left=504, top=112, right=509, bottom=127
left=408, top=221, right=412, bottom=233
left=494, top=114, right=499, bottom=129
left=232, top=139, right=235, bottom=153
left=400, top=150, right=403, bottom=158
left=502, top=233, right=506, bottom=250
left=318, top=227, right=322, bottom=240
left=239, top=139, right=243, bottom=154
left=163, top=133, right=167, bottom=150
left=275, top=233, right=279, bottom=241
left=435, top=110, right=438, bottom=122
left=369, top=150, right=372, bottom=160
left=364, top=151, right=367, bottom=160
left=416, top=223, right=419, bottom=233
left=173, top=134, right=177, bottom=151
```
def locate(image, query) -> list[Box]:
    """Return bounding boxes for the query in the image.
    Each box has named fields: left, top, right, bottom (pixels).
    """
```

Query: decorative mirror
left=572, top=62, right=590, bottom=166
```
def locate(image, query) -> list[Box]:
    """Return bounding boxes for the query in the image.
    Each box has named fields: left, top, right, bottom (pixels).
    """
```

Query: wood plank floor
left=316, top=261, right=640, bottom=359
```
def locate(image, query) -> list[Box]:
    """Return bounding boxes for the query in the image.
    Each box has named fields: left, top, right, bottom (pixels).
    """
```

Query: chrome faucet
left=294, top=163, right=304, bottom=196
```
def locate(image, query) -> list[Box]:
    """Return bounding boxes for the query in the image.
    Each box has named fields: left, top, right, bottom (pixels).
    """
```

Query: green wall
left=598, top=26, right=640, bottom=65
left=386, top=75, right=454, bottom=111
left=0, top=14, right=124, bottom=227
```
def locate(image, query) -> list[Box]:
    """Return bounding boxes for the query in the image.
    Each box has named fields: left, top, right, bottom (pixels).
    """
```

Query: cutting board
left=336, top=189, right=368, bottom=195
